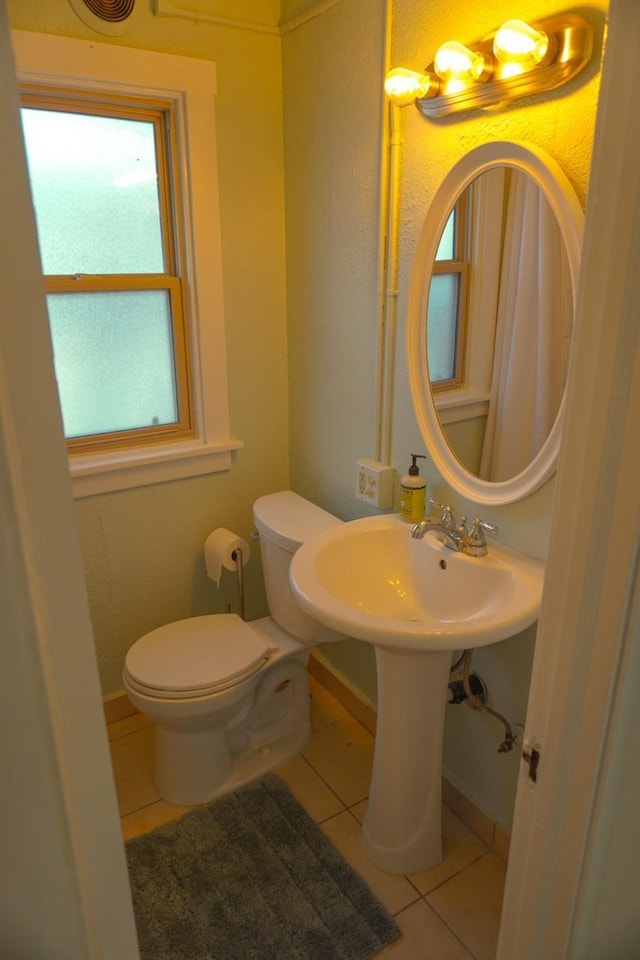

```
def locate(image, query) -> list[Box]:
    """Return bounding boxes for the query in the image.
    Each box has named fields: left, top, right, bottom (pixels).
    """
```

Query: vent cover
left=81, top=0, right=135, bottom=22
left=68, top=0, right=137, bottom=35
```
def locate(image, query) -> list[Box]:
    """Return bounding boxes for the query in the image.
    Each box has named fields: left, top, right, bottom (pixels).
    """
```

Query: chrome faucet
left=411, top=518, right=461, bottom=551
left=411, top=499, right=497, bottom=557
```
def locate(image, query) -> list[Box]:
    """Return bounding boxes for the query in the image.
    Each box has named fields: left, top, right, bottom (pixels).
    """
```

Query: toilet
left=122, top=491, right=343, bottom=806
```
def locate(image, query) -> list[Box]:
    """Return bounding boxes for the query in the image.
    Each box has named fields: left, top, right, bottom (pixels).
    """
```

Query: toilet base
left=144, top=645, right=312, bottom=807
left=154, top=720, right=311, bottom=807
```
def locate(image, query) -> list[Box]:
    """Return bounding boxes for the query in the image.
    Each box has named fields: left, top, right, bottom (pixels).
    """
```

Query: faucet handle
left=464, top=518, right=498, bottom=556
left=469, top=518, right=498, bottom=539
left=428, top=498, right=456, bottom=530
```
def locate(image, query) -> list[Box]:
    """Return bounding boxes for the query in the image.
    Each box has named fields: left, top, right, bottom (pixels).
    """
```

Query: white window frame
left=429, top=193, right=469, bottom=391
left=433, top=174, right=500, bottom=426
left=12, top=30, right=243, bottom=497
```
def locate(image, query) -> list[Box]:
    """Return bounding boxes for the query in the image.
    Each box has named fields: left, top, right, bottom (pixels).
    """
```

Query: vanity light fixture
left=493, top=19, right=553, bottom=66
left=433, top=41, right=492, bottom=84
left=385, top=13, right=593, bottom=118
left=384, top=67, right=438, bottom=106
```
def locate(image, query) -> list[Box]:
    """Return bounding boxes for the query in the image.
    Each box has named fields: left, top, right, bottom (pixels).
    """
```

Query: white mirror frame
left=407, top=140, right=584, bottom=506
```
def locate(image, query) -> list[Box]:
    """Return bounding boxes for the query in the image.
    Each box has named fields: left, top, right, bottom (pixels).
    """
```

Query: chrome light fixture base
left=416, top=15, right=594, bottom=119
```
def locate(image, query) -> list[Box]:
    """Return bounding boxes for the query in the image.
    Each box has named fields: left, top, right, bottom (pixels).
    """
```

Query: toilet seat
left=124, top=614, right=270, bottom=700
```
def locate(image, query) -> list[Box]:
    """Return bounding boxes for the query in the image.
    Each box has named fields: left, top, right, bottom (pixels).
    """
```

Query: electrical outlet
left=355, top=459, right=395, bottom=508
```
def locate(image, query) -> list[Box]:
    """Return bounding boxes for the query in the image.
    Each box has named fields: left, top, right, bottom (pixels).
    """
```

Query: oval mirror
left=407, top=141, right=584, bottom=506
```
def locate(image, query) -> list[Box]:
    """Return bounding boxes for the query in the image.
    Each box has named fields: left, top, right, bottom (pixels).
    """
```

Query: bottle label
left=400, top=485, right=426, bottom=522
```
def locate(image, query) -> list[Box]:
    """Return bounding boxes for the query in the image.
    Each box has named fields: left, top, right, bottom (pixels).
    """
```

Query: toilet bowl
left=122, top=491, right=343, bottom=806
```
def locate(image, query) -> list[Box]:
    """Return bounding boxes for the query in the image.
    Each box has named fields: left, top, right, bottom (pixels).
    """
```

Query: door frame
left=0, top=2, right=140, bottom=955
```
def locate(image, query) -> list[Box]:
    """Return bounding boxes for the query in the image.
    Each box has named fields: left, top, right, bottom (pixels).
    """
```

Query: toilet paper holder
left=205, top=528, right=251, bottom=620
left=225, top=546, right=246, bottom=621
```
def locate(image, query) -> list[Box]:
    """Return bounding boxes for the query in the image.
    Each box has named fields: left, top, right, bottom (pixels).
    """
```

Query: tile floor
left=108, top=677, right=507, bottom=960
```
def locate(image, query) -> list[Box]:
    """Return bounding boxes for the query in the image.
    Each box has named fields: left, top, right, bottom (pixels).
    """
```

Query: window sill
left=69, top=436, right=244, bottom=498
left=433, top=389, right=490, bottom=425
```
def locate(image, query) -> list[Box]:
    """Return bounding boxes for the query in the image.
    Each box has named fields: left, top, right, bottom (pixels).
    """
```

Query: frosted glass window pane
left=21, top=108, right=165, bottom=275
left=47, top=291, right=178, bottom=438
left=427, top=274, right=459, bottom=382
left=435, top=210, right=456, bottom=261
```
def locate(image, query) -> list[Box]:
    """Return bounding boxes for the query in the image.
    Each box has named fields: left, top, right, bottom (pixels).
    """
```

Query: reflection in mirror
left=428, top=194, right=468, bottom=387
left=427, top=169, right=573, bottom=482
left=406, top=141, right=583, bottom=507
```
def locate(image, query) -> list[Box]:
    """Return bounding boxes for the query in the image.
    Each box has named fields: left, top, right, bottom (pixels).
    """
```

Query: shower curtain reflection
left=480, top=171, right=573, bottom=481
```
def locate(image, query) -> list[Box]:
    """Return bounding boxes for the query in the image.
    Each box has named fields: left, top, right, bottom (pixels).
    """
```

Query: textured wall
left=283, top=0, right=608, bottom=830
left=391, top=0, right=607, bottom=829
left=8, top=0, right=289, bottom=695
left=282, top=0, right=387, bottom=522
left=281, top=0, right=387, bottom=725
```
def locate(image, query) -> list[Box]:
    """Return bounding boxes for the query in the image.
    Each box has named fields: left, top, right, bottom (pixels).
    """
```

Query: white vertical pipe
left=373, top=0, right=394, bottom=462
left=381, top=103, right=402, bottom=466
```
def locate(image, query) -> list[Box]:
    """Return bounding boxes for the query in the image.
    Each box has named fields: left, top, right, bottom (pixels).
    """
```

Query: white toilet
left=123, top=491, right=343, bottom=806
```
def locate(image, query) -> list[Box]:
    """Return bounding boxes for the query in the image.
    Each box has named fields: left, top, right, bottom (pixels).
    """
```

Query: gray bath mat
left=125, top=774, right=400, bottom=960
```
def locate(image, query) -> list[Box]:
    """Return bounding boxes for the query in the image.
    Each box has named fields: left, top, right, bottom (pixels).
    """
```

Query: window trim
left=429, top=192, right=469, bottom=391
left=45, top=277, right=193, bottom=451
left=22, top=89, right=196, bottom=450
left=432, top=174, right=502, bottom=426
left=12, top=30, right=243, bottom=497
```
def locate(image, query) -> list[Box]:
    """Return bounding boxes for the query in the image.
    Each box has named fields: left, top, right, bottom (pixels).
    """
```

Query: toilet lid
left=124, top=614, right=270, bottom=699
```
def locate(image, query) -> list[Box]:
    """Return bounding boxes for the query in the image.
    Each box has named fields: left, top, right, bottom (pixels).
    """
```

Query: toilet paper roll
left=204, top=528, right=251, bottom=587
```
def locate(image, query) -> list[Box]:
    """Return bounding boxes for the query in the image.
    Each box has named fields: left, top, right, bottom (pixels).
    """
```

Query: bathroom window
left=21, top=96, right=192, bottom=451
left=14, top=31, right=241, bottom=496
left=427, top=195, right=469, bottom=389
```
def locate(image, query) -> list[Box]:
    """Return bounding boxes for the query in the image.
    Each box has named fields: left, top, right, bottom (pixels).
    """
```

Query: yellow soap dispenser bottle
left=399, top=454, right=427, bottom=522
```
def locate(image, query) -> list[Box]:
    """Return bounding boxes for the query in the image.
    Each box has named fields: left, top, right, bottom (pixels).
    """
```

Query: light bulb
left=433, top=41, right=490, bottom=82
left=384, top=67, right=437, bottom=105
left=493, top=20, right=550, bottom=65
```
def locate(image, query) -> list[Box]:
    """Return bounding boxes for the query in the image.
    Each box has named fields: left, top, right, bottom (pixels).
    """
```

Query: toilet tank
left=253, top=491, right=343, bottom=644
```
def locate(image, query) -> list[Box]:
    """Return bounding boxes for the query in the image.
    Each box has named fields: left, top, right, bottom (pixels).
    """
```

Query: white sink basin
left=290, top=513, right=544, bottom=652
left=289, top=511, right=545, bottom=875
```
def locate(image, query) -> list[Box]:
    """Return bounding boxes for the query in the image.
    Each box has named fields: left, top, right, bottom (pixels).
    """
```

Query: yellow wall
left=392, top=1, right=606, bottom=828
left=7, top=0, right=289, bottom=693
left=283, top=0, right=608, bottom=828
left=393, top=0, right=606, bottom=545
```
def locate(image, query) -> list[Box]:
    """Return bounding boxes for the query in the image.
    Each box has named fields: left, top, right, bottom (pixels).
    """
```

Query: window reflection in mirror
left=427, top=194, right=468, bottom=387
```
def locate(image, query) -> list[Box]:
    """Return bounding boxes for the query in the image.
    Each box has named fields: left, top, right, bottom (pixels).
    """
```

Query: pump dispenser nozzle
left=408, top=453, right=426, bottom=475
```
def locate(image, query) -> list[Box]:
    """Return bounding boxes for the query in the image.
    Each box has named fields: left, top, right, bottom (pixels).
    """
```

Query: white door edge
left=497, top=2, right=640, bottom=955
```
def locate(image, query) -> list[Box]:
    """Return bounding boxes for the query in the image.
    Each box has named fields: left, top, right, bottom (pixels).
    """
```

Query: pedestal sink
left=289, top=513, right=544, bottom=874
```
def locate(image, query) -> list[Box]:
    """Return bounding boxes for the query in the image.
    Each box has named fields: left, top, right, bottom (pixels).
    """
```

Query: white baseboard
left=102, top=689, right=136, bottom=725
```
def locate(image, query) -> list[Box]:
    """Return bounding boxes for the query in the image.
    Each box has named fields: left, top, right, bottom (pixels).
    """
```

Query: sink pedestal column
left=362, top=646, right=452, bottom=874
